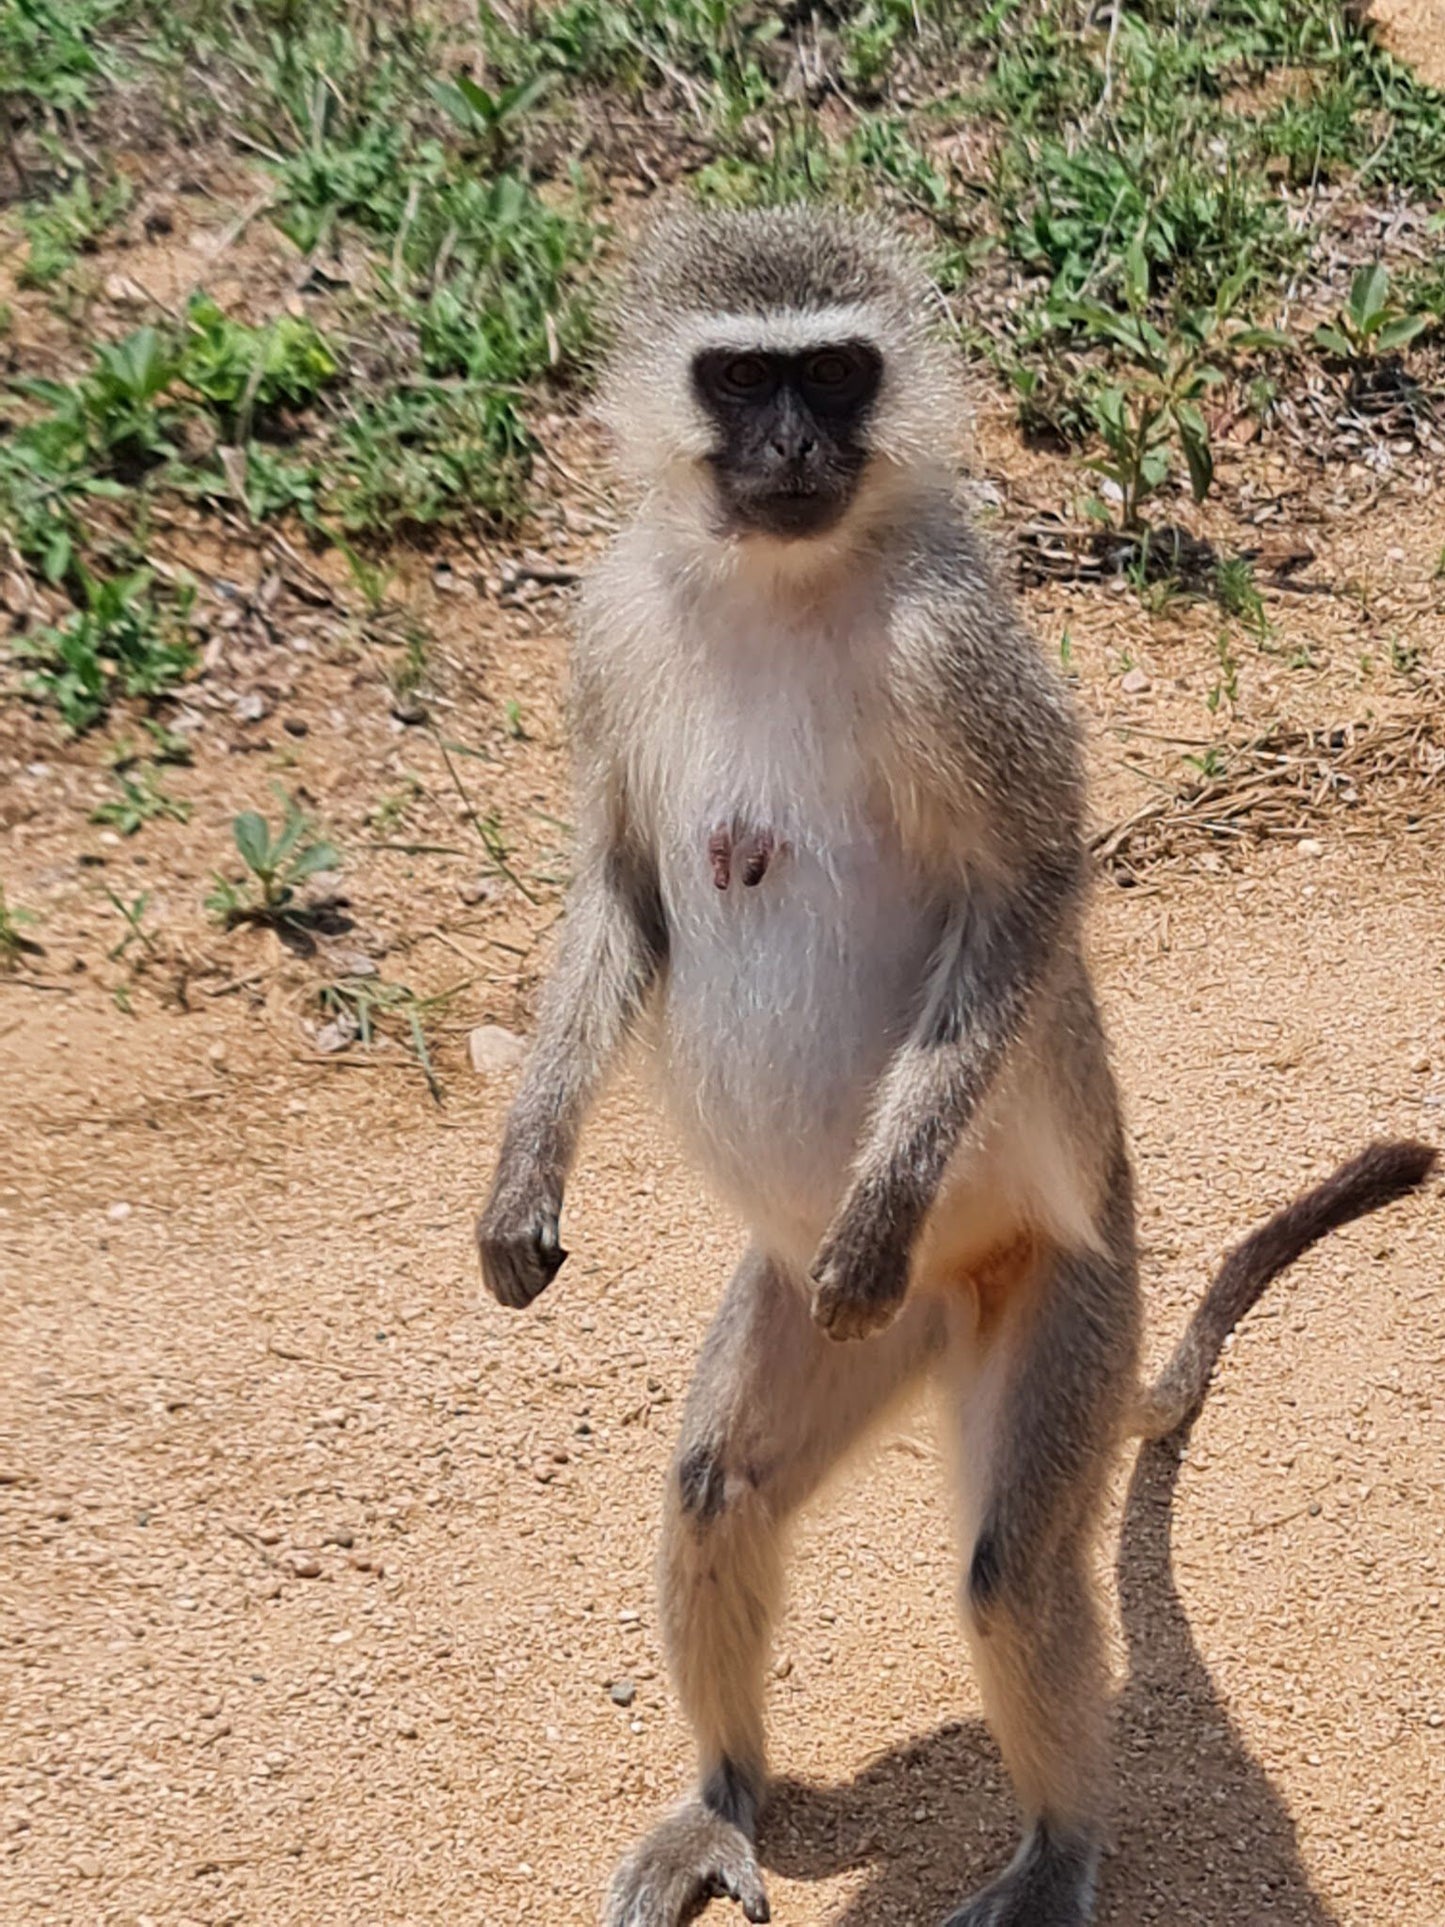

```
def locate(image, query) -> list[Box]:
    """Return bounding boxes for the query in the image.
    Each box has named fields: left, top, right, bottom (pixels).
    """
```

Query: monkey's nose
left=771, top=432, right=815, bottom=459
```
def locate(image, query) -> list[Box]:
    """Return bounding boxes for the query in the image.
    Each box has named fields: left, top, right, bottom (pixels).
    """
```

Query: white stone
left=468, top=1025, right=527, bottom=1076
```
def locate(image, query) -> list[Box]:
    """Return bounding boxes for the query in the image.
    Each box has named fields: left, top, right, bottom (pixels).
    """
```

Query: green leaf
left=1231, top=325, right=1293, bottom=352
left=1376, top=313, right=1429, bottom=352
left=427, top=77, right=491, bottom=131
left=270, top=796, right=308, bottom=867
left=1348, top=264, right=1389, bottom=333
left=1139, top=445, right=1171, bottom=491
left=232, top=811, right=272, bottom=876
left=97, top=327, right=175, bottom=403
left=1311, top=324, right=1355, bottom=359
left=1175, top=403, right=1214, bottom=503
left=497, top=74, right=553, bottom=121
left=454, top=74, right=498, bottom=117
left=1123, top=233, right=1150, bottom=312
left=287, top=840, right=340, bottom=881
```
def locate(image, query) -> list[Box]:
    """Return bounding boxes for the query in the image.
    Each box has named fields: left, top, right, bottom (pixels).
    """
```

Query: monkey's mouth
left=731, top=486, right=852, bottom=540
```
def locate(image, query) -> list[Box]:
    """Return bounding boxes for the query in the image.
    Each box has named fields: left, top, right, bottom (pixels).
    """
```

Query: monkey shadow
left=761, top=1435, right=1338, bottom=1925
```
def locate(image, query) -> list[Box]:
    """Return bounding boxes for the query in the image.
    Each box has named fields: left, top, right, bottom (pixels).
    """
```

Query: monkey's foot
left=603, top=1800, right=770, bottom=1927
left=941, top=1822, right=1099, bottom=1927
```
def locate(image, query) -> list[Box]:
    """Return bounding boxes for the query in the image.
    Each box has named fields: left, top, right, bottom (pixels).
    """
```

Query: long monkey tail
left=1131, top=1138, right=1437, bottom=1443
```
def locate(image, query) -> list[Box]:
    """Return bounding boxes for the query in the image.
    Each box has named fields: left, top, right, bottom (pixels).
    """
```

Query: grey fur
left=476, top=208, right=1436, bottom=1927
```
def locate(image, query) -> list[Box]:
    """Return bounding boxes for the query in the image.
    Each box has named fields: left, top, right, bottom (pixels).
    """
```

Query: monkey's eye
left=802, top=350, right=854, bottom=389
left=797, top=342, right=881, bottom=410
left=718, top=354, right=772, bottom=396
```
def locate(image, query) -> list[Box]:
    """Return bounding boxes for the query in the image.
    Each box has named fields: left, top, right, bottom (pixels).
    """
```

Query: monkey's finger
left=535, top=1216, right=569, bottom=1280
left=810, top=1279, right=900, bottom=1343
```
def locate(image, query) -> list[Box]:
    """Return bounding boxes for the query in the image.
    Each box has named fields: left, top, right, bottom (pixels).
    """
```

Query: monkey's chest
left=652, top=818, right=935, bottom=1257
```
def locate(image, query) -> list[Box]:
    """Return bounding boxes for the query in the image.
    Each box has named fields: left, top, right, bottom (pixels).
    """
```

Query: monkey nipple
left=708, top=826, right=776, bottom=890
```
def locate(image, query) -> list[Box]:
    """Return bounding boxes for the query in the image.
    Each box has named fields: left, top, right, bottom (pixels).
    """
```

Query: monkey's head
left=601, top=207, right=965, bottom=547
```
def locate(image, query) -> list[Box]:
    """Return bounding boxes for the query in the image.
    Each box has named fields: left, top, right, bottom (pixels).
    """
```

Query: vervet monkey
left=477, top=206, right=1436, bottom=1927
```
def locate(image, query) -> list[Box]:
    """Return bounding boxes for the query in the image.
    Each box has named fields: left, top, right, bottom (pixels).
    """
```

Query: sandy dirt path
left=3, top=809, right=1442, bottom=1927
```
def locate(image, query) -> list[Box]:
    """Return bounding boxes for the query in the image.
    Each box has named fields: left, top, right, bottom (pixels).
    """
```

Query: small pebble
left=1120, top=667, right=1152, bottom=695
left=468, top=1025, right=528, bottom=1077
left=286, top=1553, right=321, bottom=1579
left=107, top=1202, right=133, bottom=1223
left=609, top=1680, right=636, bottom=1707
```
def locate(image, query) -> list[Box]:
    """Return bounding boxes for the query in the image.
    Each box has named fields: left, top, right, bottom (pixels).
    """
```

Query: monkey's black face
left=690, top=339, right=883, bottom=539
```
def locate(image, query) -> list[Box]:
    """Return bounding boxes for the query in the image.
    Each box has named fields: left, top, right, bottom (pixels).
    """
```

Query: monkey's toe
left=604, top=1800, right=769, bottom=1927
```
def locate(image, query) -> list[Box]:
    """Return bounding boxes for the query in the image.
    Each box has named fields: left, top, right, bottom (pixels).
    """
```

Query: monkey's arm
left=812, top=585, right=1087, bottom=1340
left=810, top=855, right=1082, bottom=1338
left=478, top=833, right=666, bottom=1309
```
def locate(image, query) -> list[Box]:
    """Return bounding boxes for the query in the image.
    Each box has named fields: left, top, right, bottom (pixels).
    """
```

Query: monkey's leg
left=942, top=1232, right=1138, bottom=1927
left=604, top=1246, right=942, bottom=1927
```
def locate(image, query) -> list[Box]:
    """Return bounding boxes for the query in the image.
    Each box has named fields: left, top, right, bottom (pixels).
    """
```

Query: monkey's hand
left=808, top=1197, right=911, bottom=1342
left=477, top=1171, right=568, bottom=1310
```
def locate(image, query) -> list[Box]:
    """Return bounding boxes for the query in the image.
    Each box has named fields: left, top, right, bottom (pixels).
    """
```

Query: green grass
left=4, top=0, right=1444, bottom=734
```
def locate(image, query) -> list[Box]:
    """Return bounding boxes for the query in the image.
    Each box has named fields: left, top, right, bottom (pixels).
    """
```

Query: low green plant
left=483, top=0, right=783, bottom=124
left=103, top=886, right=159, bottom=962
left=1066, top=253, right=1229, bottom=529
left=331, top=385, right=535, bottom=535
left=0, top=884, right=41, bottom=967
left=206, top=792, right=340, bottom=928
left=425, top=70, right=552, bottom=167
left=1207, top=632, right=1241, bottom=715
left=1312, top=264, right=1430, bottom=363
left=1388, top=633, right=1422, bottom=678
left=20, top=172, right=131, bottom=284
left=316, top=973, right=458, bottom=1103
left=91, top=763, right=191, bottom=835
left=11, top=567, right=196, bottom=731
left=179, top=293, right=338, bottom=424
left=1214, top=555, right=1269, bottom=638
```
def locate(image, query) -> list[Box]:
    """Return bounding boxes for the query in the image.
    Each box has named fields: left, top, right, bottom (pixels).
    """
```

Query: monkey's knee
left=673, top=1438, right=767, bottom=1532
left=963, top=1521, right=1038, bottom=1634
left=677, top=1442, right=729, bottom=1525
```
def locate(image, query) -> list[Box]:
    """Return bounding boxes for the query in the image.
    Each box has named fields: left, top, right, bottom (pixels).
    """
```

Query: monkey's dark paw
left=603, top=1801, right=770, bottom=1927
left=940, top=1822, right=1098, bottom=1927
left=476, top=1196, right=567, bottom=1309
left=808, top=1255, right=907, bottom=1343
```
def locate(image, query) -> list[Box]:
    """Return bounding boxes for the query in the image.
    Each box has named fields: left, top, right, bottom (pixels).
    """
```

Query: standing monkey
left=477, top=208, right=1435, bottom=1927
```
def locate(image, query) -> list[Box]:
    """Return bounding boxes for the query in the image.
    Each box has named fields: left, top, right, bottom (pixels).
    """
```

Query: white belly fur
left=652, top=819, right=936, bottom=1263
